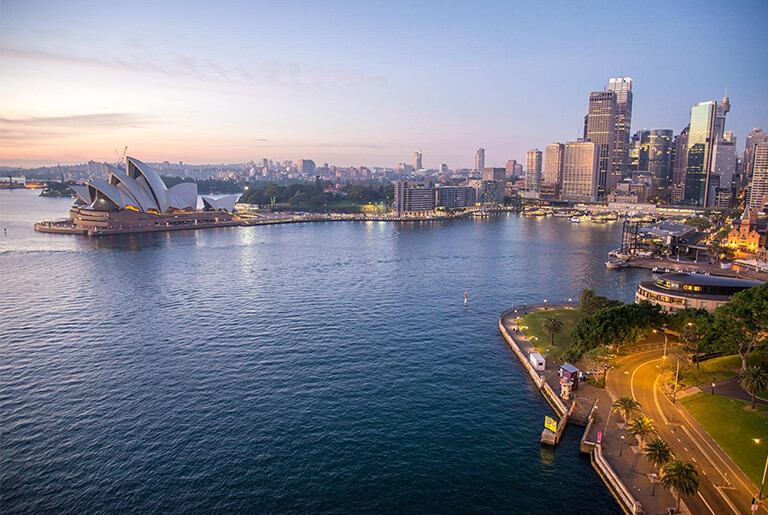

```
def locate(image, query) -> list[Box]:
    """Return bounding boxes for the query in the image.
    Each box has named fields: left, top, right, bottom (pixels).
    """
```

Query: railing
left=592, top=444, right=643, bottom=514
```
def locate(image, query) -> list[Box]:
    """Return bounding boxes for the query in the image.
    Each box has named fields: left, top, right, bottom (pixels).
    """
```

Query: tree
left=583, top=346, right=615, bottom=387
left=611, top=396, right=641, bottom=425
left=681, top=322, right=706, bottom=369
left=661, top=460, right=699, bottom=512
left=643, top=437, right=675, bottom=476
left=578, top=288, right=623, bottom=317
left=627, top=414, right=657, bottom=450
left=713, top=283, right=768, bottom=370
left=739, top=366, right=768, bottom=410
left=541, top=315, right=564, bottom=347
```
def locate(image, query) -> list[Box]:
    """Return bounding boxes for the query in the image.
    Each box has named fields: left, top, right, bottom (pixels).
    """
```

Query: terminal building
left=635, top=272, right=761, bottom=313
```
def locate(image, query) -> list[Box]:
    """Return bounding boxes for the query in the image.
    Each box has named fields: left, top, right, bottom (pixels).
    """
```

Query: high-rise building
left=543, top=143, right=564, bottom=193
left=683, top=101, right=719, bottom=206
left=748, top=142, right=768, bottom=210
left=475, top=148, right=485, bottom=172
left=743, top=128, right=768, bottom=181
left=608, top=77, right=633, bottom=180
left=298, top=159, right=316, bottom=176
left=671, top=125, right=689, bottom=188
left=586, top=90, right=617, bottom=195
left=525, top=149, right=543, bottom=192
left=483, top=167, right=506, bottom=182
left=414, top=151, right=423, bottom=171
left=712, top=132, right=737, bottom=194
left=648, top=129, right=673, bottom=196
left=561, top=140, right=599, bottom=202
left=440, top=163, right=449, bottom=174
left=628, top=130, right=650, bottom=172
left=506, top=160, right=518, bottom=177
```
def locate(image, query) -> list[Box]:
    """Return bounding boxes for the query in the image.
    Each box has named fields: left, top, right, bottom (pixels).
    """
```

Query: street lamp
left=651, top=473, right=657, bottom=496
left=672, top=356, right=681, bottom=404
left=754, top=438, right=768, bottom=501
left=620, top=435, right=626, bottom=456
left=653, top=325, right=669, bottom=359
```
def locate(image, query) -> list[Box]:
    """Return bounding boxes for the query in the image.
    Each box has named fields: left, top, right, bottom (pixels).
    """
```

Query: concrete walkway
left=704, top=375, right=768, bottom=407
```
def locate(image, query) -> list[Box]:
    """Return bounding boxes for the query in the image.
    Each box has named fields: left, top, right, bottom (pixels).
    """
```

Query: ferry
left=570, top=215, right=581, bottom=223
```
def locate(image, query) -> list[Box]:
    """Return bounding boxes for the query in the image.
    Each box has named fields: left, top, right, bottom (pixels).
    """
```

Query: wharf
left=623, top=255, right=768, bottom=283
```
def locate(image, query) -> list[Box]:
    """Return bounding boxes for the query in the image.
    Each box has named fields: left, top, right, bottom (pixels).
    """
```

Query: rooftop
left=658, top=272, right=762, bottom=288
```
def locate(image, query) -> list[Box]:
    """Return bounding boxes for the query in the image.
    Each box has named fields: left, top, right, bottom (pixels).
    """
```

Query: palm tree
left=541, top=315, right=564, bottom=347
left=643, top=437, right=674, bottom=476
left=611, top=396, right=641, bottom=426
left=739, top=365, right=768, bottom=409
left=627, top=414, right=657, bottom=450
left=660, top=460, right=699, bottom=512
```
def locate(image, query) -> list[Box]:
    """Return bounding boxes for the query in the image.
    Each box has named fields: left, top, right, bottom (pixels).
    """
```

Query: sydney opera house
left=36, top=157, right=240, bottom=236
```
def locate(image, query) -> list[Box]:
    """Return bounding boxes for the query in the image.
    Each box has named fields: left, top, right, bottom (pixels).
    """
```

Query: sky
left=1, top=0, right=767, bottom=169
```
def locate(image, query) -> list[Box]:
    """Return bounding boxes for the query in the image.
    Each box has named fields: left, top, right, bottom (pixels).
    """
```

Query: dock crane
left=115, top=146, right=128, bottom=169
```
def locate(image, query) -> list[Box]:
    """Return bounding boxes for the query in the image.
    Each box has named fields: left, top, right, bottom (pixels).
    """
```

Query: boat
left=570, top=215, right=580, bottom=223
left=605, top=259, right=628, bottom=269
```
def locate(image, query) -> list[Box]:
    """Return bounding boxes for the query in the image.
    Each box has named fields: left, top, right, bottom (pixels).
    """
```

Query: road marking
left=697, top=491, right=718, bottom=515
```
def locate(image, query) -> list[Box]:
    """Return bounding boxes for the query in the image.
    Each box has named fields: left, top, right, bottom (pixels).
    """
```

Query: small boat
left=570, top=215, right=580, bottom=223
left=605, top=259, right=628, bottom=269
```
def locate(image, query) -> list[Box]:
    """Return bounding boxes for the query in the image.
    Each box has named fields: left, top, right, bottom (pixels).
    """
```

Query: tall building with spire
left=608, top=77, right=633, bottom=181
left=474, top=148, right=485, bottom=172
left=585, top=90, right=617, bottom=196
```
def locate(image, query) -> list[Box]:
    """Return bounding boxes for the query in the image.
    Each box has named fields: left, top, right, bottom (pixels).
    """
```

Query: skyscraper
left=608, top=77, right=633, bottom=180
left=475, top=148, right=485, bottom=172
left=526, top=149, right=543, bottom=192
left=743, top=128, right=768, bottom=181
left=505, top=160, right=518, bottom=177
left=683, top=101, right=718, bottom=206
left=585, top=90, right=617, bottom=196
left=299, top=159, right=316, bottom=176
left=414, top=151, right=423, bottom=171
left=671, top=125, right=689, bottom=187
left=748, top=142, right=768, bottom=210
left=561, top=140, right=599, bottom=202
left=483, top=167, right=506, bottom=182
left=543, top=143, right=564, bottom=191
left=648, top=129, right=673, bottom=196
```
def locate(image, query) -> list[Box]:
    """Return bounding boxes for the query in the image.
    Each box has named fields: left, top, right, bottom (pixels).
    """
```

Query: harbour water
left=1, top=189, right=650, bottom=513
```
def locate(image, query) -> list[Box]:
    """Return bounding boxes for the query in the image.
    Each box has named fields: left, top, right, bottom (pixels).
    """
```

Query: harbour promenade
left=501, top=303, right=768, bottom=514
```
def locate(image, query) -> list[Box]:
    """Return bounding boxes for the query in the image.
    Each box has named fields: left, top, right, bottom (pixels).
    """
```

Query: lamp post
left=672, top=357, right=680, bottom=404
left=620, top=435, right=625, bottom=456
left=651, top=473, right=657, bottom=496
left=653, top=326, right=668, bottom=358
left=755, top=439, right=768, bottom=501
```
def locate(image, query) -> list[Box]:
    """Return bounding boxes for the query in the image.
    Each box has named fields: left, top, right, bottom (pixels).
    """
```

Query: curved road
left=609, top=350, right=765, bottom=515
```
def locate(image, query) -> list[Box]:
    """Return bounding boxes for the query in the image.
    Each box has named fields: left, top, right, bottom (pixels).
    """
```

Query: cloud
left=0, top=113, right=149, bottom=146
left=1, top=45, right=387, bottom=91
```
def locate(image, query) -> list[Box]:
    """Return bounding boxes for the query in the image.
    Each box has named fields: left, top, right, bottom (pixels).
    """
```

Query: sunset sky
left=1, top=0, right=767, bottom=168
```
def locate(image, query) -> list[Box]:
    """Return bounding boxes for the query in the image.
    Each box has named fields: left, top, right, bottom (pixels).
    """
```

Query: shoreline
left=499, top=304, right=642, bottom=514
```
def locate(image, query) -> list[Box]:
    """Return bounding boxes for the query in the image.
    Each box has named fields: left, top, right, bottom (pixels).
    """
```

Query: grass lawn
left=519, top=308, right=583, bottom=361
left=680, top=393, right=768, bottom=486
left=681, top=353, right=765, bottom=387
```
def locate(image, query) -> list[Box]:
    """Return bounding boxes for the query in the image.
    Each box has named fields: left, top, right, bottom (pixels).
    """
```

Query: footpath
left=500, top=304, right=648, bottom=514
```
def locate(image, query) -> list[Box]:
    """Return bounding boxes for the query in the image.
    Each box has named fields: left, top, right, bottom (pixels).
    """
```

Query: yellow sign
left=544, top=416, right=557, bottom=433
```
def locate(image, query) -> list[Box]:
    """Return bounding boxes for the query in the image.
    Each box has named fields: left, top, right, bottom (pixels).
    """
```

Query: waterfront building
left=608, top=77, right=633, bottom=180
left=393, top=181, right=477, bottom=215
left=414, top=151, right=423, bottom=171
left=475, top=148, right=485, bottom=172
left=561, top=140, right=599, bottom=202
left=483, top=167, right=506, bottom=182
left=525, top=149, right=542, bottom=192
left=299, top=159, right=316, bottom=176
left=636, top=272, right=761, bottom=314
left=42, top=157, right=236, bottom=236
left=543, top=143, right=564, bottom=198
left=586, top=90, right=618, bottom=195
left=648, top=129, right=673, bottom=197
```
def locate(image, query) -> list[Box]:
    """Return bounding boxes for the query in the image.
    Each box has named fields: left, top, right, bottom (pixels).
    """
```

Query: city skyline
left=1, top=0, right=767, bottom=168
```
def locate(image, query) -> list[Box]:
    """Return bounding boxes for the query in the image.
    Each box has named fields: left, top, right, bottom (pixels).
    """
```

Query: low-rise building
left=635, top=272, right=761, bottom=313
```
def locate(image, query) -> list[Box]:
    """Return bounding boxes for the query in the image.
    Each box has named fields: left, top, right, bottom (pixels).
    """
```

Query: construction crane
left=115, top=146, right=128, bottom=169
